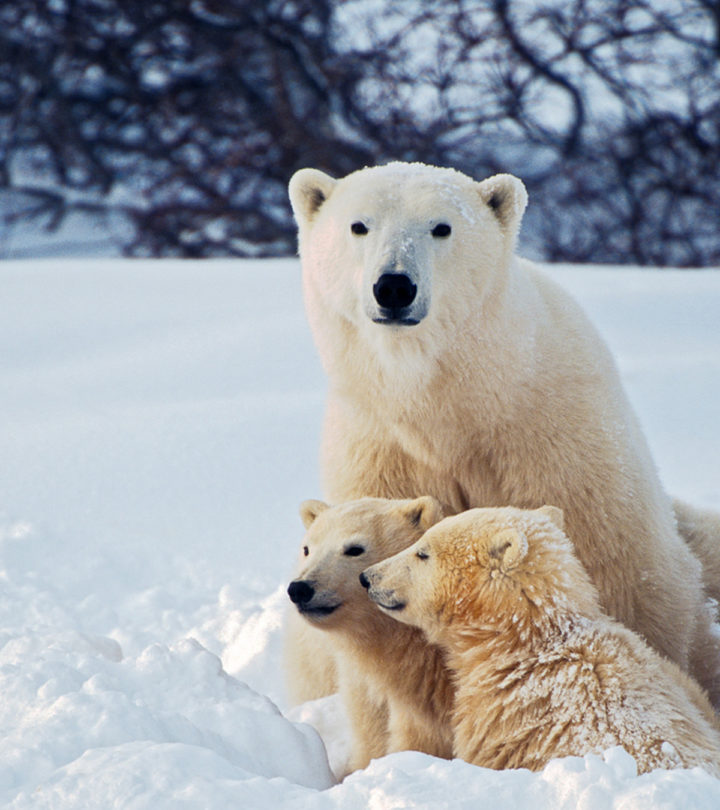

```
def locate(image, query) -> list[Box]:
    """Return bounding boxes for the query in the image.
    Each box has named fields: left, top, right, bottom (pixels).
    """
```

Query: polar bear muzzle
left=371, top=272, right=427, bottom=326
left=287, top=578, right=342, bottom=618
left=373, top=273, right=418, bottom=320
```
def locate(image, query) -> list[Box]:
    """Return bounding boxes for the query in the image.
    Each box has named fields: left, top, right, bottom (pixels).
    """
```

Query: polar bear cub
left=362, top=506, right=720, bottom=776
left=286, top=496, right=453, bottom=775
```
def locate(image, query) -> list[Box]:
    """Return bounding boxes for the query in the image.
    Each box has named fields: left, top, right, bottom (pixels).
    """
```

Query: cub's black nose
left=373, top=273, right=417, bottom=310
left=287, top=580, right=315, bottom=604
left=359, top=572, right=370, bottom=589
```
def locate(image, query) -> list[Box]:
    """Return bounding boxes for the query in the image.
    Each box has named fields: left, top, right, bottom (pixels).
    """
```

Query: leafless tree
left=331, top=0, right=720, bottom=265
left=0, top=0, right=374, bottom=256
left=2, top=0, right=719, bottom=265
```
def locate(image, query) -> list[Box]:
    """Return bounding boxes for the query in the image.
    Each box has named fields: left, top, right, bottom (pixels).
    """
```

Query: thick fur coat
left=288, top=162, right=720, bottom=704
left=285, top=496, right=453, bottom=776
left=363, top=506, right=720, bottom=775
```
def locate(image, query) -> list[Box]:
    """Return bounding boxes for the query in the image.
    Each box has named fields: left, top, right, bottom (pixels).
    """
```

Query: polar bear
left=288, top=161, right=720, bottom=705
left=285, top=495, right=453, bottom=775
left=361, top=506, right=720, bottom=776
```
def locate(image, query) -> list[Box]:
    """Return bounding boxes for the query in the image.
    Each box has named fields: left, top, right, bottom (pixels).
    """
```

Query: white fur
left=284, top=496, right=452, bottom=776
left=362, top=506, right=720, bottom=776
left=288, top=161, right=720, bottom=706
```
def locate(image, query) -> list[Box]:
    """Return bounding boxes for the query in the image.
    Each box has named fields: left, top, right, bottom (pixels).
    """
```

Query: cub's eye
left=303, top=546, right=309, bottom=557
left=351, top=221, right=368, bottom=235
left=431, top=223, right=451, bottom=238
left=416, top=550, right=429, bottom=560
left=344, top=545, right=365, bottom=557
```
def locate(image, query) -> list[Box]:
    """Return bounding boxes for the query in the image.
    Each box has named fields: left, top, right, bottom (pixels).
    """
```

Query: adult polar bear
left=287, top=161, right=720, bottom=705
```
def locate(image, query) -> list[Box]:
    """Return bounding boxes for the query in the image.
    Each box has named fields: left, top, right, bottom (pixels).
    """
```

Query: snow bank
left=1, top=258, right=719, bottom=808
left=0, top=524, right=333, bottom=808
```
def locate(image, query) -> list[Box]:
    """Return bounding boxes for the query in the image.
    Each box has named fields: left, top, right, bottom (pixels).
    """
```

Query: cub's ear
left=288, top=168, right=337, bottom=225
left=299, top=499, right=329, bottom=529
left=535, top=505, right=564, bottom=531
left=402, top=496, right=445, bottom=531
left=488, top=528, right=528, bottom=571
left=476, top=173, right=528, bottom=236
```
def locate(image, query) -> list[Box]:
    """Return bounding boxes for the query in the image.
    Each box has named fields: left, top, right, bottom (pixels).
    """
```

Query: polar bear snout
left=287, top=579, right=315, bottom=605
left=373, top=273, right=417, bottom=311
left=370, top=271, right=426, bottom=326
left=287, top=578, right=342, bottom=618
left=367, top=586, right=406, bottom=612
left=362, top=565, right=407, bottom=612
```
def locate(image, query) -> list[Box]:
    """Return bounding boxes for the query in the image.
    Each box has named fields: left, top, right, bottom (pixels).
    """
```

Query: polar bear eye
left=303, top=546, right=309, bottom=557
left=431, top=223, right=451, bottom=238
left=416, top=550, right=429, bottom=560
left=344, top=545, right=365, bottom=557
left=351, top=221, right=368, bottom=236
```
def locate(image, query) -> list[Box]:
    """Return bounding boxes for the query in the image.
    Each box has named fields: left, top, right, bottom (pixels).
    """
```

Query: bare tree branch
left=1, top=0, right=718, bottom=265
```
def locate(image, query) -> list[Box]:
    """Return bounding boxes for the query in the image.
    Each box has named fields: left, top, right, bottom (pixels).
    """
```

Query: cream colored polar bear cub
left=288, top=161, right=720, bottom=704
left=362, top=506, right=720, bottom=776
left=286, top=496, right=453, bottom=775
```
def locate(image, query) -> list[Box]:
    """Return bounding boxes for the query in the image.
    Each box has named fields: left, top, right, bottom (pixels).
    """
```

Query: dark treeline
left=1, top=0, right=719, bottom=265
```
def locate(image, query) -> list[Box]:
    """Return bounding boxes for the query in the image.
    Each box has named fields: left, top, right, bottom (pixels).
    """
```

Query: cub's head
left=288, top=163, right=527, bottom=356
left=362, top=505, right=601, bottom=646
left=287, top=496, right=444, bottom=633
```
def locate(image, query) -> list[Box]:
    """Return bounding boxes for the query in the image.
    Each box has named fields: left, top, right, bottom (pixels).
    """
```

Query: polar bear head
left=287, top=495, right=444, bottom=633
left=288, top=162, right=527, bottom=366
left=361, top=505, right=602, bottom=646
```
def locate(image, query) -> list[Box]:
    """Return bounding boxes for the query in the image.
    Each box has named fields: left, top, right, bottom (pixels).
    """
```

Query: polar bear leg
left=283, top=608, right=338, bottom=705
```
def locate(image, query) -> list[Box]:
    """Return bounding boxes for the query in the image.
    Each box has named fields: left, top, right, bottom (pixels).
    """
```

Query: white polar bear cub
left=288, top=161, right=720, bottom=706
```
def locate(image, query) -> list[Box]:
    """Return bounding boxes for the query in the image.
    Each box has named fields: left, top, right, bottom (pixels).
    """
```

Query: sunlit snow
left=0, top=257, right=719, bottom=808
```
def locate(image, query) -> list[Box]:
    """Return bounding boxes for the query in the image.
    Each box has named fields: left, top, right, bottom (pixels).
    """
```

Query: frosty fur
left=675, top=499, right=720, bottom=607
left=363, top=506, right=720, bottom=776
left=288, top=161, right=720, bottom=706
left=285, top=496, right=453, bottom=776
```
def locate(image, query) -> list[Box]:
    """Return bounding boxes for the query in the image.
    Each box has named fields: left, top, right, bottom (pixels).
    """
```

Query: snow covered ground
left=1, top=257, right=719, bottom=809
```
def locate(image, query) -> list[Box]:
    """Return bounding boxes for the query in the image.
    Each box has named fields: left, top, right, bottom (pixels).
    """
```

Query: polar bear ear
left=535, top=505, right=565, bottom=531
left=299, top=499, right=329, bottom=529
left=488, top=528, right=528, bottom=571
left=288, top=168, right=337, bottom=225
left=402, top=496, right=445, bottom=531
left=477, top=174, right=528, bottom=236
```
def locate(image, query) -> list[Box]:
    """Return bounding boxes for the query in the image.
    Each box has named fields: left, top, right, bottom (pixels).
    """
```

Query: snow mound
left=0, top=576, right=334, bottom=806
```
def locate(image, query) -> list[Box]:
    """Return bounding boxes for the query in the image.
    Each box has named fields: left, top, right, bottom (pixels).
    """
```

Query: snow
left=0, top=257, right=719, bottom=808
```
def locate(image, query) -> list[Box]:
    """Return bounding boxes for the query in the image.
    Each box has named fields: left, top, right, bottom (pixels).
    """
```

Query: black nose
left=288, top=580, right=315, bottom=604
left=359, top=572, right=370, bottom=589
left=373, top=273, right=417, bottom=310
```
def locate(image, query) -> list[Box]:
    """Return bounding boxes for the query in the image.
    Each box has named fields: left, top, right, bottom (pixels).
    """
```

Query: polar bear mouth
left=368, top=589, right=406, bottom=612
left=298, top=602, right=342, bottom=618
left=372, top=315, right=421, bottom=327
left=376, top=600, right=406, bottom=611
